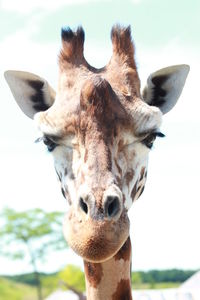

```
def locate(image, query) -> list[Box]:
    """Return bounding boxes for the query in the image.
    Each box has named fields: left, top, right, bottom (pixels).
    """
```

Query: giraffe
left=4, top=25, right=189, bottom=300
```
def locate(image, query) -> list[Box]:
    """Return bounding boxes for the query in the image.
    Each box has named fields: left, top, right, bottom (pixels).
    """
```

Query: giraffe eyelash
left=34, top=136, right=58, bottom=152
left=34, top=136, right=43, bottom=143
left=142, top=131, right=165, bottom=149
left=154, top=132, right=165, bottom=138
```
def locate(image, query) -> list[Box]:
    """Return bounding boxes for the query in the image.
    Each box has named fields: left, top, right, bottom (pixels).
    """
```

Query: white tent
left=180, top=271, right=200, bottom=289
left=178, top=271, right=200, bottom=300
left=132, top=289, right=195, bottom=300
left=45, top=289, right=80, bottom=300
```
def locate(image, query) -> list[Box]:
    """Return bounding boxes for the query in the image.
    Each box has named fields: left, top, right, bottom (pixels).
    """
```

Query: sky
left=0, top=0, right=200, bottom=275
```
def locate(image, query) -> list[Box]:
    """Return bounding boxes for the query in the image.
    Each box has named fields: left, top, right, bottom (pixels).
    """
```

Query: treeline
left=132, top=269, right=197, bottom=284
left=4, top=272, right=56, bottom=286
left=4, top=268, right=197, bottom=287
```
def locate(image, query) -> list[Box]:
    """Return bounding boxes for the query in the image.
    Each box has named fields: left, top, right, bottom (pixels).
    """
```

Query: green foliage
left=151, top=282, right=180, bottom=289
left=0, top=276, right=54, bottom=300
left=131, top=269, right=196, bottom=286
left=132, top=281, right=181, bottom=290
left=131, top=272, right=143, bottom=284
left=41, top=265, right=86, bottom=295
left=5, top=272, right=57, bottom=287
left=0, top=207, right=67, bottom=263
left=0, top=277, right=22, bottom=300
left=58, top=265, right=86, bottom=292
left=0, top=277, right=36, bottom=300
left=41, top=274, right=60, bottom=295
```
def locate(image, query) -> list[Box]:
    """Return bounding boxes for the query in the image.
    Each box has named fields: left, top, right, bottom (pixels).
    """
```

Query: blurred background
left=0, top=0, right=200, bottom=299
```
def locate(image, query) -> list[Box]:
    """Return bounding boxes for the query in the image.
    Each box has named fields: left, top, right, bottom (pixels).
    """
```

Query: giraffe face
left=35, top=74, right=162, bottom=262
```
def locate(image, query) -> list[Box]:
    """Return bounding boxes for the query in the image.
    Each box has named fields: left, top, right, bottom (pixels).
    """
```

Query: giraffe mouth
left=63, top=209, right=130, bottom=262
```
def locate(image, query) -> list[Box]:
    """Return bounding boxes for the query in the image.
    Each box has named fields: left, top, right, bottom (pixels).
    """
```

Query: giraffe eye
left=142, top=132, right=165, bottom=149
left=43, top=136, right=58, bottom=152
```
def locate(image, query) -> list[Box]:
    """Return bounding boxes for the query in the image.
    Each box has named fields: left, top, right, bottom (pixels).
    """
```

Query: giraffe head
left=5, top=25, right=189, bottom=263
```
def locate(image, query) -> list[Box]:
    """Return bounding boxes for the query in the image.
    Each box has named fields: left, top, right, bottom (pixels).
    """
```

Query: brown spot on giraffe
left=125, top=169, right=135, bottom=187
left=140, top=166, right=146, bottom=181
left=64, top=168, right=68, bottom=176
left=84, top=148, right=88, bottom=163
left=123, top=194, right=126, bottom=204
left=84, top=261, right=103, bottom=288
left=112, top=279, right=132, bottom=300
left=131, top=182, right=138, bottom=202
left=70, top=173, right=75, bottom=180
left=137, top=185, right=145, bottom=198
left=114, top=236, right=131, bottom=262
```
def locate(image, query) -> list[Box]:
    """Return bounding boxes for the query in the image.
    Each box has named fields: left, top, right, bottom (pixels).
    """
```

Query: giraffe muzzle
left=63, top=206, right=130, bottom=263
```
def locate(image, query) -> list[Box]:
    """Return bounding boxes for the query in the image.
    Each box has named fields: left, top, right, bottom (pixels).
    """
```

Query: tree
left=42, top=265, right=86, bottom=300
left=0, top=207, right=67, bottom=300
left=131, top=272, right=142, bottom=286
left=59, top=264, right=85, bottom=290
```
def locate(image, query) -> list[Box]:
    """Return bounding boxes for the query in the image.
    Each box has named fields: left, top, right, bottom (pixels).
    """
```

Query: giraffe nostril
left=79, top=197, right=88, bottom=214
left=105, top=196, right=120, bottom=218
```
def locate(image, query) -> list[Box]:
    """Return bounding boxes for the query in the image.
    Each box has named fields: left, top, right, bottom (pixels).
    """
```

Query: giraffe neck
left=83, top=237, right=132, bottom=300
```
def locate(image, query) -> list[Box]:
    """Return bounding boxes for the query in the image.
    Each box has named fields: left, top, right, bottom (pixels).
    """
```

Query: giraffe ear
left=4, top=70, right=56, bottom=119
left=142, top=64, right=190, bottom=114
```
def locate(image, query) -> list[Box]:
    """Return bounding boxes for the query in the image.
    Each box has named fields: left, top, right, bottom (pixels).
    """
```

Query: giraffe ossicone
left=5, top=25, right=189, bottom=300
